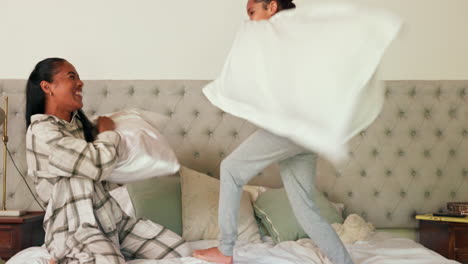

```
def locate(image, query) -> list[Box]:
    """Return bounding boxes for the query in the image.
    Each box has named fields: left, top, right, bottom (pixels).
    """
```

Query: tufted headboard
left=1, top=79, right=467, bottom=232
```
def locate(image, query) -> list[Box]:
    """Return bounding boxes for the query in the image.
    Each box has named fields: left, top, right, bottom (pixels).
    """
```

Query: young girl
left=194, top=1, right=357, bottom=263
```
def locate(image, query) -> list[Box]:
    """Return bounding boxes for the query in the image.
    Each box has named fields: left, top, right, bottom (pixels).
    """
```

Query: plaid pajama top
left=26, top=113, right=190, bottom=263
left=26, top=113, right=123, bottom=257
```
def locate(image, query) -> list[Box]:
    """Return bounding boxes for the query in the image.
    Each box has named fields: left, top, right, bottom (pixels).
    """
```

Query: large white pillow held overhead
left=204, top=2, right=402, bottom=163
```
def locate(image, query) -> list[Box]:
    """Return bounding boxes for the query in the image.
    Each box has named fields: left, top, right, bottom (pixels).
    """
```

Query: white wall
left=1, top=0, right=467, bottom=80
left=353, top=0, right=468, bottom=81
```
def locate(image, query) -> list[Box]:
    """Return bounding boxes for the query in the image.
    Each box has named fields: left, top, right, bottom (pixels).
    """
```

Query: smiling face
left=41, top=61, right=84, bottom=119
left=246, top=0, right=278, bottom=21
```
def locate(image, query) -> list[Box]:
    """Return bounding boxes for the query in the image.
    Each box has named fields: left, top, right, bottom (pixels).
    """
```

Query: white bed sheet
left=7, top=232, right=459, bottom=264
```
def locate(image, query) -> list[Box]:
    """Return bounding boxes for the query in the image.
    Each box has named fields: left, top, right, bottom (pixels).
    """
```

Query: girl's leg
left=279, top=153, right=354, bottom=264
left=217, top=130, right=304, bottom=256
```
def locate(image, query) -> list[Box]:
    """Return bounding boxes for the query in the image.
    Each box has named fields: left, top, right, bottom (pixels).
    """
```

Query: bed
left=1, top=79, right=467, bottom=263
left=6, top=230, right=460, bottom=264
left=5, top=184, right=460, bottom=264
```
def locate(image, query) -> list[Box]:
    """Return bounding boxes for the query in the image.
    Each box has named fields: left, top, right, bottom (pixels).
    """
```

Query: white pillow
left=104, top=109, right=179, bottom=184
left=179, top=166, right=261, bottom=243
left=203, top=3, right=401, bottom=163
left=6, top=246, right=51, bottom=264
left=136, top=108, right=171, bottom=131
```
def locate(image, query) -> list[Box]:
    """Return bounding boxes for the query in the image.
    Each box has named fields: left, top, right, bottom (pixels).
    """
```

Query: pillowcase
left=179, top=166, right=261, bottom=243
left=254, top=187, right=344, bottom=243
left=203, top=4, right=401, bottom=163
left=126, top=174, right=183, bottom=235
left=105, top=109, right=179, bottom=183
left=136, top=108, right=171, bottom=131
left=6, top=246, right=52, bottom=264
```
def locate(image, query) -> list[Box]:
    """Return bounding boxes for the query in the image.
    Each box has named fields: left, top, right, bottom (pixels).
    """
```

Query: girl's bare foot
left=49, top=259, right=56, bottom=264
left=193, top=247, right=233, bottom=264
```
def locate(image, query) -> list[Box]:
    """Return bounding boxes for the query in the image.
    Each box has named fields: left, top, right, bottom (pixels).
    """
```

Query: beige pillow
left=180, top=166, right=261, bottom=243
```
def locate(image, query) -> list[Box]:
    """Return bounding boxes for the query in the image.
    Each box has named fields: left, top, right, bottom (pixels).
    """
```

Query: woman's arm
left=32, top=120, right=120, bottom=182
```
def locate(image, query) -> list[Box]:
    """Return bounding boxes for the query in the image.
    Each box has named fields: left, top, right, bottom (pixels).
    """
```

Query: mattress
left=7, top=232, right=459, bottom=264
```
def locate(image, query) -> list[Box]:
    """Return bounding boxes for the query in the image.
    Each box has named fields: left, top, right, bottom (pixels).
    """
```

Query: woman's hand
left=97, top=116, right=115, bottom=133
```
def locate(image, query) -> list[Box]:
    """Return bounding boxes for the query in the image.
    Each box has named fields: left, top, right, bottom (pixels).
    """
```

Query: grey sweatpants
left=218, top=129, right=354, bottom=264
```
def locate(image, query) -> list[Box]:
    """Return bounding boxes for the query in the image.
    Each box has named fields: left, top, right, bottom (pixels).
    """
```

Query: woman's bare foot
left=193, top=247, right=233, bottom=264
left=49, top=259, right=56, bottom=264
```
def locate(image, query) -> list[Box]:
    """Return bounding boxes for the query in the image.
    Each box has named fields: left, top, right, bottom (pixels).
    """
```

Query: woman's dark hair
left=256, top=0, right=296, bottom=12
left=25, top=58, right=95, bottom=142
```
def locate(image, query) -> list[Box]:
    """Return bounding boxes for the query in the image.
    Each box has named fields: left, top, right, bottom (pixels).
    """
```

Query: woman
left=193, top=0, right=357, bottom=263
left=25, top=58, right=191, bottom=263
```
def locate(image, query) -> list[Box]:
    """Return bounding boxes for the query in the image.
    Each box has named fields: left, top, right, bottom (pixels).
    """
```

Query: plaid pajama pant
left=45, top=178, right=191, bottom=264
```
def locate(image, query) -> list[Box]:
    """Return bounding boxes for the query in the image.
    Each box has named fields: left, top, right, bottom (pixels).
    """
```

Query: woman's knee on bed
left=59, top=236, right=125, bottom=264
left=119, top=218, right=192, bottom=259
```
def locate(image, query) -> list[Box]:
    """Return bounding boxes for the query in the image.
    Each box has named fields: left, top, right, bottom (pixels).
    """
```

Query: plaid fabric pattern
left=26, top=114, right=191, bottom=263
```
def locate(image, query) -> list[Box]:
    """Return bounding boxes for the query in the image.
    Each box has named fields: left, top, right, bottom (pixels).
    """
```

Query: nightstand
left=0, top=212, right=45, bottom=260
left=416, top=214, right=468, bottom=263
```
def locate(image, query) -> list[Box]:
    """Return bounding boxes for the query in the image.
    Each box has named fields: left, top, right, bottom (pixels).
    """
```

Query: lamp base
left=0, top=209, right=26, bottom=217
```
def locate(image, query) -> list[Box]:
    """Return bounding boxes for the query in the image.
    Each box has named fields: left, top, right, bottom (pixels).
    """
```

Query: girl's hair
left=256, top=0, right=296, bottom=12
left=25, top=58, right=95, bottom=142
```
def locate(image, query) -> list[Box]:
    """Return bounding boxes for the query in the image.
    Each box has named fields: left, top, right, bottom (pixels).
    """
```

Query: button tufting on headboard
left=0, top=79, right=467, bottom=230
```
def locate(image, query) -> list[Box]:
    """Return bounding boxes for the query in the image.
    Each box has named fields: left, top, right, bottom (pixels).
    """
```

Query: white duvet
left=7, top=233, right=459, bottom=264
left=203, top=1, right=402, bottom=163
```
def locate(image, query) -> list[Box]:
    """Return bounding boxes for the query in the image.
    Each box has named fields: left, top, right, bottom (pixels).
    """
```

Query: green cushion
left=0, top=258, right=4, bottom=264
left=126, top=175, right=182, bottom=235
left=254, top=187, right=343, bottom=243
